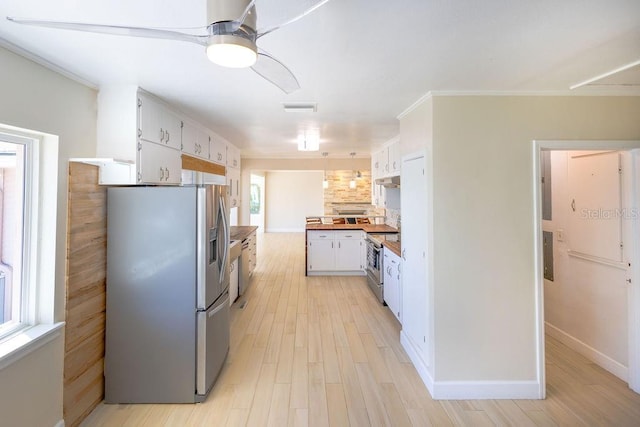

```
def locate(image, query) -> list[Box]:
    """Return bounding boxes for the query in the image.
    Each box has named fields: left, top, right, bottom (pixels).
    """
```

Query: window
left=0, top=136, right=28, bottom=338
left=250, top=183, right=261, bottom=214
left=0, top=125, right=61, bottom=362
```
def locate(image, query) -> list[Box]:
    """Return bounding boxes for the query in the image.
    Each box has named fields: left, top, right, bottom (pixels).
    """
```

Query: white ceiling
left=1, top=0, right=639, bottom=158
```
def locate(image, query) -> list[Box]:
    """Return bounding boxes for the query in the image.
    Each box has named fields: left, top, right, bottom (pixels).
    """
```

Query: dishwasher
left=239, top=238, right=251, bottom=295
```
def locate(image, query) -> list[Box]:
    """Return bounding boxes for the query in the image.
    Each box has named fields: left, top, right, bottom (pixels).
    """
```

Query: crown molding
left=0, top=37, right=97, bottom=90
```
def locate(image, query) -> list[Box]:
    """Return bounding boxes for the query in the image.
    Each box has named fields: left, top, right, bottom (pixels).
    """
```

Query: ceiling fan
left=6, top=0, right=333, bottom=94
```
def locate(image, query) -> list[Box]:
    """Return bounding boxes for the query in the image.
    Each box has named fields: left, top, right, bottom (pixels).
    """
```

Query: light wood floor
left=83, top=233, right=640, bottom=426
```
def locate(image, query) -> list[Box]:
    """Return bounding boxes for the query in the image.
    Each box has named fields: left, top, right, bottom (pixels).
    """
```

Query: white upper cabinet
left=96, top=86, right=240, bottom=185
left=389, top=140, right=401, bottom=176
left=181, top=120, right=210, bottom=160
left=227, top=144, right=241, bottom=169
left=138, top=93, right=182, bottom=151
left=372, top=150, right=382, bottom=179
left=372, top=138, right=401, bottom=180
left=226, top=167, right=241, bottom=208
left=96, top=86, right=182, bottom=185
left=137, top=140, right=182, bottom=184
left=210, top=135, right=227, bottom=165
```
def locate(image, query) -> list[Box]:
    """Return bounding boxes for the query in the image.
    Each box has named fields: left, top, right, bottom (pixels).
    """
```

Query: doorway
left=250, top=173, right=265, bottom=232
left=534, top=141, right=640, bottom=397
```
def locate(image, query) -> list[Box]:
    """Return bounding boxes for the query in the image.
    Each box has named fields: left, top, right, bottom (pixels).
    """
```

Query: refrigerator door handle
left=218, top=196, right=229, bottom=283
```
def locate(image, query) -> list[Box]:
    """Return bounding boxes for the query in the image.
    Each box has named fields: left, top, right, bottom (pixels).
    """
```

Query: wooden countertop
left=382, top=241, right=401, bottom=257
left=306, top=224, right=399, bottom=233
left=230, top=226, right=258, bottom=242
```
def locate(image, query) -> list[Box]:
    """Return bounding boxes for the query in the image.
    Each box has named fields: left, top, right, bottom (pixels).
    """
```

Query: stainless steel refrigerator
left=105, top=184, right=230, bottom=403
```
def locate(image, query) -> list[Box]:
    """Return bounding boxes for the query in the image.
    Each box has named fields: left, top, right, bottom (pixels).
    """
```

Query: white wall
left=0, top=46, right=97, bottom=426
left=240, top=157, right=371, bottom=225
left=544, top=151, right=629, bottom=378
left=264, top=171, right=323, bottom=232
left=418, top=95, right=640, bottom=397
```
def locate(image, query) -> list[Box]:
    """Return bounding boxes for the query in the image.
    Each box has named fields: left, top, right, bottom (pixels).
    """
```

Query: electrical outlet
left=557, top=229, right=565, bottom=242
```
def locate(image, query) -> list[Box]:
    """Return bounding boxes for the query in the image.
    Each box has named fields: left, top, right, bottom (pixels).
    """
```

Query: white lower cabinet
left=335, top=232, right=363, bottom=271
left=248, top=230, right=257, bottom=274
left=383, top=248, right=402, bottom=323
left=307, top=231, right=365, bottom=275
left=308, top=237, right=335, bottom=272
left=230, top=258, right=239, bottom=305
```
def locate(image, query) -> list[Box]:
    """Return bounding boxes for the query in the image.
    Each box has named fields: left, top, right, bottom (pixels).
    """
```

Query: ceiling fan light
left=206, top=35, right=257, bottom=68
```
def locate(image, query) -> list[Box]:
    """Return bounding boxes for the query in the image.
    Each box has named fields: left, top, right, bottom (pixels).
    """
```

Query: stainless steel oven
left=365, top=235, right=384, bottom=303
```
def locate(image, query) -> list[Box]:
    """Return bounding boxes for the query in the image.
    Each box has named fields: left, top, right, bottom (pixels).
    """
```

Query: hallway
left=84, top=233, right=640, bottom=426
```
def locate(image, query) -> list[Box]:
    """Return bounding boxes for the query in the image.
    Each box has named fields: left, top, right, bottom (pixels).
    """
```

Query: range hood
left=375, top=176, right=400, bottom=188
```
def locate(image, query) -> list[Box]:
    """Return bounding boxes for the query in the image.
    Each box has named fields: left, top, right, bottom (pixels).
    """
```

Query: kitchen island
left=305, top=223, right=398, bottom=276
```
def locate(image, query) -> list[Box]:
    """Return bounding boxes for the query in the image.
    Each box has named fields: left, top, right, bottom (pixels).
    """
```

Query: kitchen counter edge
left=382, top=241, right=402, bottom=257
left=305, top=224, right=399, bottom=233
left=230, top=226, right=258, bottom=242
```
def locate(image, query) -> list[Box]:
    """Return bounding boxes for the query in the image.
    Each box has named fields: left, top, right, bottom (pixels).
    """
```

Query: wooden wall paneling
left=64, top=162, right=107, bottom=427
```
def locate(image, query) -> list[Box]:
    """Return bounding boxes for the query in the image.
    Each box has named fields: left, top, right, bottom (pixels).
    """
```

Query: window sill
left=0, top=322, right=64, bottom=371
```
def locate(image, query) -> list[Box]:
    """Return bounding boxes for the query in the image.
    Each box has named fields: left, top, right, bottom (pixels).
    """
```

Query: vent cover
left=283, top=103, right=317, bottom=113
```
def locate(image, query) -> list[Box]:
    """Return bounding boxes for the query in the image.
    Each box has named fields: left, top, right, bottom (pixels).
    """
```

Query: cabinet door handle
left=402, top=249, right=406, bottom=260
left=160, top=128, right=165, bottom=142
left=331, top=242, right=334, bottom=249
left=166, top=131, right=170, bottom=142
left=165, top=167, right=170, bottom=181
left=160, top=167, right=165, bottom=181
left=338, top=242, right=341, bottom=249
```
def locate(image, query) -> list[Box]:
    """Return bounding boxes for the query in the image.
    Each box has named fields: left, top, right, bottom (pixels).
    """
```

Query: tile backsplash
left=386, top=208, right=401, bottom=230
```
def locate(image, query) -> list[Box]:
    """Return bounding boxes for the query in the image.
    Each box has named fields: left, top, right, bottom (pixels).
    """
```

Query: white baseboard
left=431, top=380, right=542, bottom=400
left=400, top=331, right=434, bottom=396
left=545, top=321, right=628, bottom=381
left=265, top=228, right=304, bottom=233
left=54, top=420, right=65, bottom=427
left=401, top=331, right=542, bottom=400
left=307, top=271, right=365, bottom=276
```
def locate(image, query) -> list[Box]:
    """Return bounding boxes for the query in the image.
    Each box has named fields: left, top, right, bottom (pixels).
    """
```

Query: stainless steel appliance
left=105, top=184, right=230, bottom=403
left=365, top=233, right=399, bottom=303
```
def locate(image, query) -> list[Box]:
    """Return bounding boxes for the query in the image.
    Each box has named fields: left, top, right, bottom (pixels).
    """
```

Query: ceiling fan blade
left=257, top=0, right=332, bottom=38
left=251, top=50, right=300, bottom=94
left=6, top=17, right=208, bottom=46
left=228, top=0, right=257, bottom=32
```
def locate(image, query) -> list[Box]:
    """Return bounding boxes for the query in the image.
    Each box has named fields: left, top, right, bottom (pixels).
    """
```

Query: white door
left=401, top=154, right=429, bottom=361
left=568, top=151, right=623, bottom=262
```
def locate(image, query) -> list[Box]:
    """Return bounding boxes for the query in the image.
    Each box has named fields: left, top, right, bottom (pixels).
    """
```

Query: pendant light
left=349, top=152, right=357, bottom=189
left=322, top=152, right=329, bottom=189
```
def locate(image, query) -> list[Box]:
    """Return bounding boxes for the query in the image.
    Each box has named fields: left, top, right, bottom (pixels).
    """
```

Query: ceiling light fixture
left=298, top=130, right=320, bottom=151
left=349, top=152, right=357, bottom=189
left=322, top=152, right=329, bottom=189
left=206, top=35, right=257, bottom=68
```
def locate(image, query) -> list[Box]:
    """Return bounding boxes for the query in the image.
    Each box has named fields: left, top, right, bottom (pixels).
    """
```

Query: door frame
left=533, top=140, right=640, bottom=397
